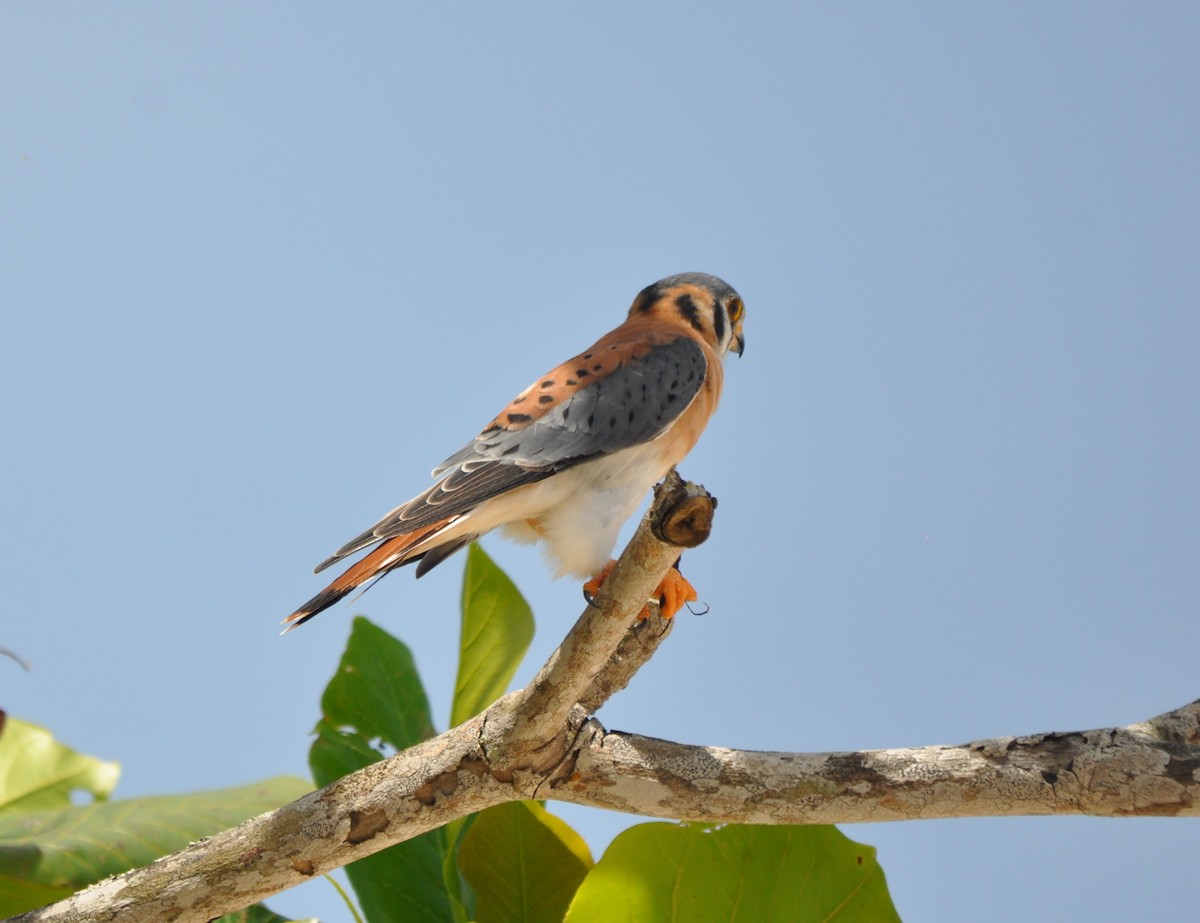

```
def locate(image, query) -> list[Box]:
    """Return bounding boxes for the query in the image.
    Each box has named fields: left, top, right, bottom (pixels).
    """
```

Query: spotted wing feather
left=315, top=336, right=707, bottom=571
left=473, top=335, right=707, bottom=465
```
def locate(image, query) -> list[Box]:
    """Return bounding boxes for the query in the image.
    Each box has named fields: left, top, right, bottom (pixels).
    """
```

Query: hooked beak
left=731, top=332, right=745, bottom=357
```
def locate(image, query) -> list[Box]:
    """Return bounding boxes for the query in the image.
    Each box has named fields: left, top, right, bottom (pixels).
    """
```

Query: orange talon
left=656, top=566, right=698, bottom=619
left=582, top=560, right=698, bottom=620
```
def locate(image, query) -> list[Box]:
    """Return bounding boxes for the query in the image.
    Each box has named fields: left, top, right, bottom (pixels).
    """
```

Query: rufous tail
left=282, top=520, right=467, bottom=632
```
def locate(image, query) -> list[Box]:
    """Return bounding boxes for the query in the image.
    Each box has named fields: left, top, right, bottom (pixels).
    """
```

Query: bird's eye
left=727, top=298, right=744, bottom=324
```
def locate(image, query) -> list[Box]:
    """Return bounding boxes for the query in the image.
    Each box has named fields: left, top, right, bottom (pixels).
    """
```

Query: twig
left=0, top=648, right=31, bottom=672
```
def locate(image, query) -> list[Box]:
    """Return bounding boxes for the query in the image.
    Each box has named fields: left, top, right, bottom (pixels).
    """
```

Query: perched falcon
left=284, top=272, right=745, bottom=631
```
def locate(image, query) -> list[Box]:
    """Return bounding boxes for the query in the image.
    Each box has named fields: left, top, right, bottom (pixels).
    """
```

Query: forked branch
left=11, top=474, right=1197, bottom=923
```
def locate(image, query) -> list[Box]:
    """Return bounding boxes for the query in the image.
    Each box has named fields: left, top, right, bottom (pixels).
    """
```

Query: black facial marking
left=674, top=294, right=705, bottom=334
left=507, top=412, right=533, bottom=425
left=712, top=301, right=726, bottom=344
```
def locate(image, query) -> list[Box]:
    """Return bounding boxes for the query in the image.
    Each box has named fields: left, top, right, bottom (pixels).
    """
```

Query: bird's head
left=629, top=272, right=746, bottom=358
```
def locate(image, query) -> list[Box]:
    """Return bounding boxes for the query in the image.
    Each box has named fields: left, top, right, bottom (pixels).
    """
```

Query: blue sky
left=3, top=4, right=1198, bottom=920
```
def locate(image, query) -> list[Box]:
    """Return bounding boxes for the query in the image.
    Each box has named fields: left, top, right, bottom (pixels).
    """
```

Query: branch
left=476, top=470, right=702, bottom=775
left=10, top=473, right=713, bottom=923
left=555, top=699, right=1200, bottom=823
left=11, top=476, right=1198, bottom=922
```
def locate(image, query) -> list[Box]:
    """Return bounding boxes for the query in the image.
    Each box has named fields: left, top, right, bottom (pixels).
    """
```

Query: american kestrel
left=284, top=272, right=745, bottom=631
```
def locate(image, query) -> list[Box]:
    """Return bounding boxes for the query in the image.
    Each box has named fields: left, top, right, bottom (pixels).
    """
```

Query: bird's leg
left=583, top=558, right=697, bottom=620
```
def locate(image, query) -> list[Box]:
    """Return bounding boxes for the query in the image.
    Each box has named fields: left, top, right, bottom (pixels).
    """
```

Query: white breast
left=482, top=441, right=675, bottom=579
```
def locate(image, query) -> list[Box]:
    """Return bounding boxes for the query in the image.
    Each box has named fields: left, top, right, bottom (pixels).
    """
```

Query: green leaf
left=318, top=616, right=437, bottom=751
left=0, top=776, right=309, bottom=917
left=335, top=833, right=461, bottom=923
left=564, top=823, right=900, bottom=923
left=310, top=616, right=459, bottom=923
left=309, top=719, right=388, bottom=786
left=460, top=801, right=592, bottom=923
left=310, top=722, right=460, bottom=923
left=0, top=717, right=120, bottom=815
left=440, top=543, right=534, bottom=921
left=451, top=544, right=535, bottom=728
left=441, top=814, right=476, bottom=922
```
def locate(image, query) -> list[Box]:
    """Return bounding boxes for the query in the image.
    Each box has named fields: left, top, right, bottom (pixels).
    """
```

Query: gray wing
left=316, top=337, right=707, bottom=571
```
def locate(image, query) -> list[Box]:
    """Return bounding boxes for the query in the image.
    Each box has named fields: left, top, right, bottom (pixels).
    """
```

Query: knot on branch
left=651, top=470, right=716, bottom=548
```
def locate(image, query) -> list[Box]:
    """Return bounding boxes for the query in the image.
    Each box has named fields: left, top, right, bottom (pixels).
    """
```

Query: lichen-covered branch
left=554, top=700, right=1200, bottom=823
left=10, top=476, right=1198, bottom=923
